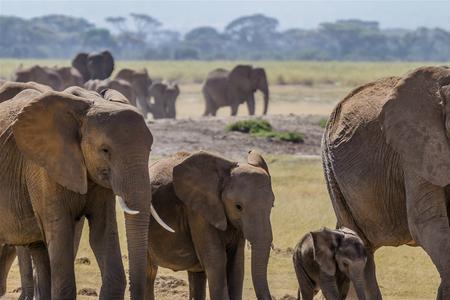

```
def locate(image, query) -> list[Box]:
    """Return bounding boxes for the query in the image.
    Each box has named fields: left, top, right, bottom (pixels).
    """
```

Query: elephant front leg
left=29, top=242, right=51, bottom=300
left=226, top=238, right=245, bottom=300
left=246, top=95, right=255, bottom=115
left=363, top=251, right=382, bottom=300
left=17, top=247, right=34, bottom=299
left=405, top=171, right=450, bottom=300
left=188, top=271, right=207, bottom=300
left=0, top=245, right=16, bottom=296
left=86, top=186, right=126, bottom=300
left=319, top=272, right=340, bottom=300
left=145, top=254, right=158, bottom=300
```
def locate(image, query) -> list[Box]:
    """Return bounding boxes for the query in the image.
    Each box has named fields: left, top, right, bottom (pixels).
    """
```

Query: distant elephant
left=146, top=150, right=274, bottom=300
left=293, top=227, right=368, bottom=300
left=202, top=65, right=269, bottom=116
left=148, top=82, right=179, bottom=119
left=115, top=68, right=152, bottom=116
left=0, top=82, right=171, bottom=299
left=322, top=66, right=450, bottom=299
left=84, top=79, right=136, bottom=106
left=13, top=65, right=63, bottom=91
left=54, top=66, right=84, bottom=89
left=71, top=50, right=114, bottom=82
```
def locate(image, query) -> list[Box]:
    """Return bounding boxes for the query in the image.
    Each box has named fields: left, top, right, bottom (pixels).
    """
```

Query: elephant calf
left=146, top=150, right=274, bottom=300
left=293, top=227, right=368, bottom=300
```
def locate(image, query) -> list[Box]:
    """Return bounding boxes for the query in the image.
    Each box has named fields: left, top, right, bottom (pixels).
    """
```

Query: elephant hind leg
left=188, top=271, right=206, bottom=300
left=28, top=242, right=51, bottom=300
left=145, top=253, right=158, bottom=300
left=17, top=247, right=34, bottom=300
left=0, top=245, right=16, bottom=296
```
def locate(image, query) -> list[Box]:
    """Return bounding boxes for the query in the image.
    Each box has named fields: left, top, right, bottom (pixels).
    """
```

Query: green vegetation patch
left=226, top=119, right=304, bottom=143
left=318, top=118, right=328, bottom=128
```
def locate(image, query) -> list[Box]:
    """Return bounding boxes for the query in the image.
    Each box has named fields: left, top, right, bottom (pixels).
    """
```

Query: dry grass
left=3, top=156, right=439, bottom=299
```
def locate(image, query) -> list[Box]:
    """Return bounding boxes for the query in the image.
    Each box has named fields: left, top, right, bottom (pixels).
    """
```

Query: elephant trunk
left=350, top=269, right=367, bottom=300
left=114, top=165, right=151, bottom=300
left=250, top=241, right=272, bottom=300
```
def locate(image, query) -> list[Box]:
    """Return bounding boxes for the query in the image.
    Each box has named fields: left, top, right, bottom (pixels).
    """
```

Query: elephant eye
left=100, top=146, right=111, bottom=158
left=235, top=204, right=243, bottom=211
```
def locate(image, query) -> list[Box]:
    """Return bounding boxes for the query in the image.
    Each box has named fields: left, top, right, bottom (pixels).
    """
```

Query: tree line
left=1, top=13, right=449, bottom=61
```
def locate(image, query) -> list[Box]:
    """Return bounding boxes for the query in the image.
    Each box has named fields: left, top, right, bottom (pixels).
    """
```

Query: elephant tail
left=321, top=107, right=371, bottom=247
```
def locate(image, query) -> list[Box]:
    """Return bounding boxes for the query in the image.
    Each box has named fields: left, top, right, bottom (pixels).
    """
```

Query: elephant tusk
left=151, top=205, right=175, bottom=233
left=117, top=196, right=140, bottom=215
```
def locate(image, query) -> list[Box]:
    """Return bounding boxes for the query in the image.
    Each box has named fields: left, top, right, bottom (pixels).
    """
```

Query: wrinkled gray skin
left=293, top=228, right=368, bottom=300
left=71, top=50, right=114, bottom=82
left=202, top=65, right=269, bottom=116
left=0, top=82, right=155, bottom=300
left=13, top=65, right=63, bottom=91
left=115, top=68, right=152, bottom=117
left=148, top=82, right=179, bottom=119
left=322, top=66, right=450, bottom=300
left=85, top=79, right=137, bottom=106
left=147, top=150, right=274, bottom=300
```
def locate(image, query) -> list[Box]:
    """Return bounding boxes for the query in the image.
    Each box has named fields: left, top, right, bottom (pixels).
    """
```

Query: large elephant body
left=71, top=50, right=114, bottom=82
left=13, top=65, right=64, bottom=91
left=322, top=66, right=450, bottom=299
left=115, top=68, right=152, bottom=117
left=148, top=82, right=179, bottom=119
left=0, top=82, right=168, bottom=299
left=202, top=65, right=269, bottom=116
left=146, top=151, right=274, bottom=300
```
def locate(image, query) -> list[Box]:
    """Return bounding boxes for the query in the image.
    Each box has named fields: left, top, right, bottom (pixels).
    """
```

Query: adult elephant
left=13, top=65, right=63, bottom=91
left=85, top=79, right=137, bottom=106
left=148, top=82, right=179, bottom=119
left=54, top=66, right=84, bottom=89
left=322, top=66, right=450, bottom=299
left=147, top=150, right=274, bottom=300
left=71, top=50, right=114, bottom=82
left=0, top=82, right=170, bottom=299
left=115, top=68, right=152, bottom=117
left=202, top=65, right=269, bottom=116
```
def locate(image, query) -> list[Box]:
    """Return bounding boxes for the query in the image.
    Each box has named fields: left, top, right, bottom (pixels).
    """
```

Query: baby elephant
left=146, top=150, right=274, bottom=300
left=293, top=227, right=368, bottom=300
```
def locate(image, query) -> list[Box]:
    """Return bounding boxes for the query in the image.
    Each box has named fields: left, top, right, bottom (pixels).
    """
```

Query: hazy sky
left=1, top=1, right=450, bottom=32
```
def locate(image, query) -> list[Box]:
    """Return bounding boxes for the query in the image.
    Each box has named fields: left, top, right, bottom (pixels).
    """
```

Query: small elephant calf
left=293, top=227, right=368, bottom=300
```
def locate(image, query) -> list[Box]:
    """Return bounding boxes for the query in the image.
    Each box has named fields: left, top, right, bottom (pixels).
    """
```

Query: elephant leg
left=188, top=271, right=206, bottom=300
left=73, top=216, right=84, bottom=258
left=246, top=95, right=255, bottom=115
left=405, top=171, right=450, bottom=300
left=145, top=253, right=157, bottom=300
left=230, top=104, right=239, bottom=116
left=202, top=91, right=214, bottom=116
left=86, top=187, right=126, bottom=300
left=0, top=245, right=16, bottom=296
left=29, top=242, right=51, bottom=300
left=226, top=238, right=245, bottom=300
left=319, top=272, right=340, bottom=300
left=17, top=247, right=34, bottom=300
left=363, top=251, right=382, bottom=300
left=189, top=218, right=229, bottom=300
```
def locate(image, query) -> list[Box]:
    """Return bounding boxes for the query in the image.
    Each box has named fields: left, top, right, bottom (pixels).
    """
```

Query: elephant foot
left=18, top=288, right=34, bottom=300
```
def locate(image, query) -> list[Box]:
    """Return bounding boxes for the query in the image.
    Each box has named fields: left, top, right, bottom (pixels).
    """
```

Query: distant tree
left=130, top=13, right=161, bottom=39
left=106, top=16, right=127, bottom=33
left=81, top=28, right=117, bottom=51
left=174, top=47, right=199, bottom=60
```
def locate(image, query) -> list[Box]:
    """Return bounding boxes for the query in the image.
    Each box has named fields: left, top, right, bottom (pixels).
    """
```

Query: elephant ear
left=71, top=52, right=90, bottom=82
left=310, top=228, right=343, bottom=276
left=12, top=91, right=92, bottom=194
left=380, top=66, right=450, bottom=187
left=247, top=150, right=270, bottom=176
left=173, top=151, right=237, bottom=231
left=101, top=50, right=115, bottom=79
left=228, top=65, right=253, bottom=92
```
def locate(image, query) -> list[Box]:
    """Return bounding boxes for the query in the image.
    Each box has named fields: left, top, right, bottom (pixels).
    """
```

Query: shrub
left=318, top=118, right=328, bottom=128
left=226, top=119, right=304, bottom=143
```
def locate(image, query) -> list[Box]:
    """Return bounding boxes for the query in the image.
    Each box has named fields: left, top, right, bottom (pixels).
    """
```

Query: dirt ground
left=148, top=114, right=326, bottom=159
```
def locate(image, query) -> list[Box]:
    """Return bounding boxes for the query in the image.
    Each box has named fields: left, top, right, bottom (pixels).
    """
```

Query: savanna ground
left=1, top=59, right=448, bottom=299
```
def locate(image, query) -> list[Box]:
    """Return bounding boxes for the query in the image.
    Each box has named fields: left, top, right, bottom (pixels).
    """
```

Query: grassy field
left=4, top=156, right=439, bottom=299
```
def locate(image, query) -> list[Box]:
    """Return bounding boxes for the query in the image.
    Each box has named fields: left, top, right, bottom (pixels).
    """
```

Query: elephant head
left=148, top=82, right=179, bottom=119
left=228, top=65, right=269, bottom=115
left=87, top=50, right=115, bottom=80
left=380, top=66, right=450, bottom=187
left=173, top=150, right=274, bottom=299
left=115, top=68, right=152, bottom=103
left=13, top=65, right=63, bottom=91
left=54, top=66, right=84, bottom=89
left=0, top=81, right=51, bottom=102
left=11, top=88, right=169, bottom=299
left=311, top=227, right=368, bottom=300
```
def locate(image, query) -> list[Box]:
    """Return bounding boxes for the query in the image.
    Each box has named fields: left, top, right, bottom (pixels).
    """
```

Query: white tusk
left=117, top=196, right=140, bottom=215
left=151, top=205, right=175, bottom=233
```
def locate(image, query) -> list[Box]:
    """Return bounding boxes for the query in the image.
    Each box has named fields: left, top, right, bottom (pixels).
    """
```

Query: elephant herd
left=0, top=62, right=449, bottom=300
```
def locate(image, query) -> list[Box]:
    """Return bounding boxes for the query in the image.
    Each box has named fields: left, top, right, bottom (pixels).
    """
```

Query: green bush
left=226, top=119, right=304, bottom=143
left=318, top=118, right=328, bottom=128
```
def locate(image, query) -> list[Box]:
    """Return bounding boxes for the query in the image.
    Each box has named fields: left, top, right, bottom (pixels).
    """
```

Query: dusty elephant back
left=323, top=76, right=411, bottom=248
